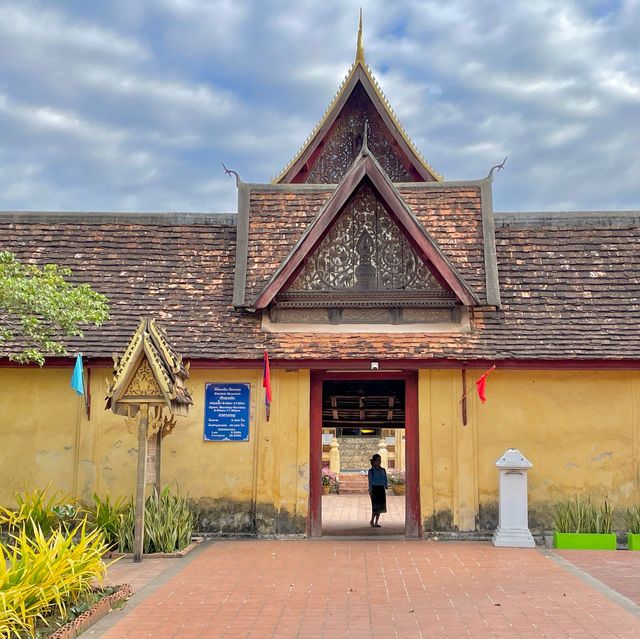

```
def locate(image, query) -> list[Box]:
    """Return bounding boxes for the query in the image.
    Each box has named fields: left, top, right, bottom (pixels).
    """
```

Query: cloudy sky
left=0, top=0, right=638, bottom=214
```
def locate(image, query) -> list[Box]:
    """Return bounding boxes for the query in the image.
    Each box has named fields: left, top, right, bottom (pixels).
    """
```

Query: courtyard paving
left=87, top=496, right=640, bottom=638
left=322, top=493, right=405, bottom=536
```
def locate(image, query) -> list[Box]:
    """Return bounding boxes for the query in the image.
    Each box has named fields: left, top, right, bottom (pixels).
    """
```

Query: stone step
left=338, top=473, right=370, bottom=494
left=339, top=478, right=369, bottom=487
left=341, top=489, right=367, bottom=495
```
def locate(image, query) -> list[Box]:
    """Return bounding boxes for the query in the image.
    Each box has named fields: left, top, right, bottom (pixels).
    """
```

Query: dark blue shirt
left=368, top=466, right=387, bottom=489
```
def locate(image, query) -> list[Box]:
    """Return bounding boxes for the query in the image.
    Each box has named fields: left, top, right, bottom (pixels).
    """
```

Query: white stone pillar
left=329, top=436, right=340, bottom=477
left=395, top=429, right=405, bottom=471
left=492, top=448, right=535, bottom=548
left=378, top=439, right=389, bottom=469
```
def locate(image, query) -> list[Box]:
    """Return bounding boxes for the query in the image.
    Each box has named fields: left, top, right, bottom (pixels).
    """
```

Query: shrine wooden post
left=134, top=404, right=149, bottom=561
left=106, top=318, right=192, bottom=562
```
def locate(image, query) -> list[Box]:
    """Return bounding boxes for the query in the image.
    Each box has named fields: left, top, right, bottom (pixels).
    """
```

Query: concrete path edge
left=542, top=547, right=640, bottom=619
left=89, top=541, right=212, bottom=637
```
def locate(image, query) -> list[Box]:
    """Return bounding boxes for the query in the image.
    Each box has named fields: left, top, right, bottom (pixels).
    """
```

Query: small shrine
left=106, top=318, right=192, bottom=561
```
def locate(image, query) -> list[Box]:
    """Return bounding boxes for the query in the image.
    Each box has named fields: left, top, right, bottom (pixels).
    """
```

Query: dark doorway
left=321, top=379, right=406, bottom=536
left=322, top=378, right=405, bottom=441
left=310, top=371, right=420, bottom=538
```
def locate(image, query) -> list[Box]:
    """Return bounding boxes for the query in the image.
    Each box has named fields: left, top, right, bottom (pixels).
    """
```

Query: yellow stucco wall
left=1, top=365, right=638, bottom=533
left=474, top=369, right=640, bottom=528
left=0, top=366, right=310, bottom=532
left=0, top=367, right=80, bottom=498
left=418, top=368, right=640, bottom=531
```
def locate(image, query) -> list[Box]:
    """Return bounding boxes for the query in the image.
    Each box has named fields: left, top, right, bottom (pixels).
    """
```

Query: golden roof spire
left=272, top=7, right=443, bottom=183
left=355, top=9, right=365, bottom=64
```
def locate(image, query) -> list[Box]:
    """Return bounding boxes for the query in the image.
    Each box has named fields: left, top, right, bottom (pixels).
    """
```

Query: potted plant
left=623, top=505, right=640, bottom=550
left=553, top=496, right=616, bottom=550
left=388, top=470, right=406, bottom=496
left=321, top=468, right=339, bottom=495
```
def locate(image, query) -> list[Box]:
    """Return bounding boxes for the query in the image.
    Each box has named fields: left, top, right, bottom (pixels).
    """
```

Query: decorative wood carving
left=306, top=84, right=413, bottom=184
left=123, top=359, right=164, bottom=399
left=148, top=405, right=177, bottom=437
left=287, top=182, right=443, bottom=295
left=106, top=318, right=192, bottom=417
left=125, top=415, right=137, bottom=436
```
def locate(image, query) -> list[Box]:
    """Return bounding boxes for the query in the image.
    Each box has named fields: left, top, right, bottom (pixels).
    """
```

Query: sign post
left=133, top=404, right=149, bottom=562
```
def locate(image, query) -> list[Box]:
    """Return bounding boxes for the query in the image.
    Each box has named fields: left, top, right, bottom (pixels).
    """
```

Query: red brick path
left=555, top=549, right=640, bottom=606
left=322, top=493, right=405, bottom=536
left=93, top=541, right=640, bottom=638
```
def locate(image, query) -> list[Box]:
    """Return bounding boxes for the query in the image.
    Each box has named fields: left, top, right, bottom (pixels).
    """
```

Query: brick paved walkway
left=91, top=540, right=640, bottom=638
left=322, top=493, right=405, bottom=536
left=103, top=554, right=176, bottom=593
left=554, top=549, right=640, bottom=606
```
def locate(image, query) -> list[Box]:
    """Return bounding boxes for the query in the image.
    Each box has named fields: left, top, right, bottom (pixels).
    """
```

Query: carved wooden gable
left=305, top=83, right=414, bottom=184
left=121, top=359, right=164, bottom=401
left=283, top=181, right=451, bottom=300
left=256, top=146, right=479, bottom=324
left=269, top=176, right=467, bottom=326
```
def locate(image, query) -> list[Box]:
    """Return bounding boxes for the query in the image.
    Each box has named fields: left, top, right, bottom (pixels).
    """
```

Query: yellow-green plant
left=5, top=483, right=77, bottom=538
left=623, top=505, right=640, bottom=534
left=0, top=505, right=23, bottom=531
left=0, top=520, right=111, bottom=637
left=86, top=492, right=128, bottom=549
left=553, top=496, right=612, bottom=534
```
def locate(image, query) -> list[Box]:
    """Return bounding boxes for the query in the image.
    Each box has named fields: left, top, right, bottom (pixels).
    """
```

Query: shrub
left=0, top=520, right=110, bottom=637
left=144, top=486, right=195, bottom=553
left=86, top=492, right=128, bottom=549
left=623, top=505, right=640, bottom=534
left=116, top=486, right=195, bottom=554
left=553, top=496, right=612, bottom=534
left=388, top=470, right=406, bottom=486
left=1, top=483, right=77, bottom=539
left=321, top=468, right=339, bottom=487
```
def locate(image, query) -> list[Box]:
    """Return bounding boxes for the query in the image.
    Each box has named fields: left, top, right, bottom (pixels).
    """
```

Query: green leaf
left=0, top=251, right=109, bottom=365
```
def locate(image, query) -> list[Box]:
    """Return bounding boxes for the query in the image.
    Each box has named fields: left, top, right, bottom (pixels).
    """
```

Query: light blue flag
left=71, top=353, right=84, bottom=396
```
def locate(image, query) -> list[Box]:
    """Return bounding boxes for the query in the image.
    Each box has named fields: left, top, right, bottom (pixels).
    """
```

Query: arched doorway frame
left=309, top=370, right=420, bottom=537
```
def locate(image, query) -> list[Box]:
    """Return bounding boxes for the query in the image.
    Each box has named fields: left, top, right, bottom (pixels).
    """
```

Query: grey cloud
left=0, top=0, right=637, bottom=214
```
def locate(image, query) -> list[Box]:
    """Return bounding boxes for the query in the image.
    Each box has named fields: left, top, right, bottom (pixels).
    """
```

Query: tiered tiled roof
left=243, top=188, right=333, bottom=303
left=1, top=209, right=639, bottom=363
left=239, top=180, right=489, bottom=308
left=399, top=185, right=487, bottom=301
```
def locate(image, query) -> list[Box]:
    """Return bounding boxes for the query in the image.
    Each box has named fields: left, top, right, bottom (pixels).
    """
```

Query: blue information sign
left=204, top=383, right=251, bottom=441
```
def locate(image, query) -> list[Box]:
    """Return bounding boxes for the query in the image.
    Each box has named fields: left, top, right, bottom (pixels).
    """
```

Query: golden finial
left=355, top=9, right=365, bottom=64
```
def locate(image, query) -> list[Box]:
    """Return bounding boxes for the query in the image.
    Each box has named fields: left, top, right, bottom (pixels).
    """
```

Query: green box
left=553, top=531, right=616, bottom=550
left=627, top=533, right=640, bottom=550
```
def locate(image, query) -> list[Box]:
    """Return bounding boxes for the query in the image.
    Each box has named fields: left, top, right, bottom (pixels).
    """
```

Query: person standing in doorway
left=368, top=453, right=388, bottom=527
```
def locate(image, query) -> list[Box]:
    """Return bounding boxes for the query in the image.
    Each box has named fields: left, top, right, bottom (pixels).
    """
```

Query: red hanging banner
left=476, top=365, right=496, bottom=404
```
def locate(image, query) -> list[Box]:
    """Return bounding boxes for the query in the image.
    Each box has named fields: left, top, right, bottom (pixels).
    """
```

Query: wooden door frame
left=309, top=370, right=420, bottom=538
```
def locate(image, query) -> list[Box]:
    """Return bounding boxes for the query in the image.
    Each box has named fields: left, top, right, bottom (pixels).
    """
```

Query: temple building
left=1, top=19, right=640, bottom=538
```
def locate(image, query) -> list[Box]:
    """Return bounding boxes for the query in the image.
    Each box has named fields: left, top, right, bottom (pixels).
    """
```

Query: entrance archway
left=309, top=371, right=419, bottom=537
